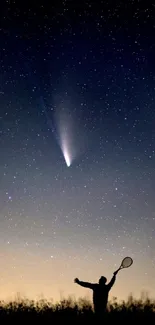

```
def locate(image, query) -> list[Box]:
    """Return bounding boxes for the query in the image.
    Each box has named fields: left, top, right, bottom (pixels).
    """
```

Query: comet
left=59, top=125, right=73, bottom=167
left=42, top=96, right=81, bottom=167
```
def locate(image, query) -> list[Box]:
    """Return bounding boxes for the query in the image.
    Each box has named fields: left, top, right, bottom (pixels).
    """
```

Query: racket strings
left=121, top=257, right=133, bottom=268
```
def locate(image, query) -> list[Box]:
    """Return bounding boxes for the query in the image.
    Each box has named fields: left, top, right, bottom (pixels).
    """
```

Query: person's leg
left=94, top=307, right=105, bottom=323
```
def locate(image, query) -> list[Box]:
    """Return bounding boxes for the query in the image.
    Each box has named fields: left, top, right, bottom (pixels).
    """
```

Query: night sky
left=0, top=1, right=155, bottom=302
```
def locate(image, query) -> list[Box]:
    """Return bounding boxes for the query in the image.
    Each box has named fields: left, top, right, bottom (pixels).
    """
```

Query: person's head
left=99, top=276, right=107, bottom=285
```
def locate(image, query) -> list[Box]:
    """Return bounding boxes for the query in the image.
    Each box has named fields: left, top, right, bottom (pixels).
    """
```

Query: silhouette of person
left=74, top=270, right=118, bottom=320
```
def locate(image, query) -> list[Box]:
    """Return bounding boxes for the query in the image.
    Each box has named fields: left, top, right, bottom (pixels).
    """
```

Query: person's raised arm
left=74, top=278, right=94, bottom=289
left=106, top=270, right=118, bottom=290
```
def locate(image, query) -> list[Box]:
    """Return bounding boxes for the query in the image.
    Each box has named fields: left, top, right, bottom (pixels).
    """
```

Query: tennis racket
left=115, top=256, right=133, bottom=273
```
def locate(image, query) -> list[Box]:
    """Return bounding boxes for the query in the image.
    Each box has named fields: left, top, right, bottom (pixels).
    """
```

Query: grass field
left=0, top=294, right=155, bottom=323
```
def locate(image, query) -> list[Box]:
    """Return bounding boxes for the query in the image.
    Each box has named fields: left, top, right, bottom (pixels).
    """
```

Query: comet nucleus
left=63, top=147, right=71, bottom=167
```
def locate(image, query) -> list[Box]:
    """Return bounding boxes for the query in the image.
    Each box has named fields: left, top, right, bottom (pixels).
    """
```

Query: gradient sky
left=0, top=1, right=155, bottom=302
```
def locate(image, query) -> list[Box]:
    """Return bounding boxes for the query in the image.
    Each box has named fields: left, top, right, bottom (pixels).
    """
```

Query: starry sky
left=0, top=1, right=155, bottom=302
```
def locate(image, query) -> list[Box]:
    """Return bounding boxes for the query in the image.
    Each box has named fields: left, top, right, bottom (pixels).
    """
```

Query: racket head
left=121, top=256, right=133, bottom=268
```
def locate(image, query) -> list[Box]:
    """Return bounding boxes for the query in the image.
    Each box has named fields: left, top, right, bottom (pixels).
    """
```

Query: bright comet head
left=64, top=149, right=71, bottom=167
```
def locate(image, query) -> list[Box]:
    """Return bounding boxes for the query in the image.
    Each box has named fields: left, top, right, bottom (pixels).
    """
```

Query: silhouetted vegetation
left=0, top=293, right=155, bottom=323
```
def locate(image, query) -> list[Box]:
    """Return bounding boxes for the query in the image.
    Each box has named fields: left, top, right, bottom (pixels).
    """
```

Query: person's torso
left=93, top=284, right=109, bottom=307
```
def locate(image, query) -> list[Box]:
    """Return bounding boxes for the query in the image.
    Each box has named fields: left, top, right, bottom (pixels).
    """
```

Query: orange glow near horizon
left=0, top=246, right=155, bottom=303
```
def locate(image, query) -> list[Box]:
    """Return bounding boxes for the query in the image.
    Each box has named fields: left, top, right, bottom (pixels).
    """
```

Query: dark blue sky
left=0, top=1, right=155, bottom=301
